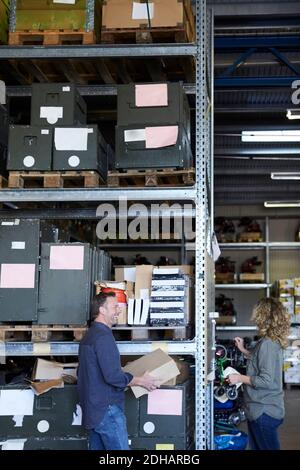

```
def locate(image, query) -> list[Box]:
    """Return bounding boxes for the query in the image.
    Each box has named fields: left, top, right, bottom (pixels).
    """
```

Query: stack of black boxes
left=7, top=83, right=109, bottom=180
left=0, top=219, right=111, bottom=324
left=149, top=267, right=188, bottom=326
left=125, top=380, right=194, bottom=450
left=115, top=82, right=192, bottom=170
left=0, top=384, right=88, bottom=450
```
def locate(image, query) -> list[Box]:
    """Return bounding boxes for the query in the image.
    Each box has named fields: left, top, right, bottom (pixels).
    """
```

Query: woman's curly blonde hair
left=252, top=297, right=290, bottom=348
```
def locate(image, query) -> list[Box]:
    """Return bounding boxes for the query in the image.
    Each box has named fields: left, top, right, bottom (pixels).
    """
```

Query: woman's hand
left=227, top=373, right=242, bottom=385
left=234, top=337, right=244, bottom=351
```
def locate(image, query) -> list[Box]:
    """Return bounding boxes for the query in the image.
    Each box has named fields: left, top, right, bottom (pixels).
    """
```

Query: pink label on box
left=145, top=126, right=178, bottom=149
left=135, top=84, right=168, bottom=107
left=147, top=389, right=183, bottom=416
left=0, top=264, right=36, bottom=289
left=49, top=246, right=84, bottom=270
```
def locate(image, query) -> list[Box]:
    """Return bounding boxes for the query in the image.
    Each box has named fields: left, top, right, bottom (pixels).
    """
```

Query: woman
left=228, top=297, right=290, bottom=450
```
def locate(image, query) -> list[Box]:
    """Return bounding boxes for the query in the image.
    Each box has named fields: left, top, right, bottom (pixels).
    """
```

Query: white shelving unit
left=215, top=215, right=300, bottom=334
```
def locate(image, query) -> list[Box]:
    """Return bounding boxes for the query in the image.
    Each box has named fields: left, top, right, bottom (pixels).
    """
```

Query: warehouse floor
left=280, top=388, right=300, bottom=450
left=240, top=388, right=300, bottom=450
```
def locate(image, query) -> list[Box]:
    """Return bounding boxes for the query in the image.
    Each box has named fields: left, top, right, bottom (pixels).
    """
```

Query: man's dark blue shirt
left=77, top=322, right=133, bottom=429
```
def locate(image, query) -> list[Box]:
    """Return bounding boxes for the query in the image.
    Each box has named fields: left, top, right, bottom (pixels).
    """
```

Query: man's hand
left=128, top=371, right=160, bottom=391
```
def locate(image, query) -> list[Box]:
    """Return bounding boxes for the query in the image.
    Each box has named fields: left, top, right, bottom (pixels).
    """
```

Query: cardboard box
left=95, top=280, right=126, bottom=294
left=31, top=358, right=78, bottom=395
left=278, top=279, right=294, bottom=297
left=164, top=358, right=190, bottom=386
left=279, top=296, right=294, bottom=317
left=32, top=358, right=78, bottom=381
left=239, top=273, right=265, bottom=283
left=102, top=0, right=193, bottom=31
left=294, top=279, right=300, bottom=296
left=115, top=265, right=193, bottom=282
left=135, top=265, right=153, bottom=299
left=123, top=349, right=180, bottom=398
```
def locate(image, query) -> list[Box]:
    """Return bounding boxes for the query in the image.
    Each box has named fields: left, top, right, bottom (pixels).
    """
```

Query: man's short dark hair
left=91, top=291, right=116, bottom=320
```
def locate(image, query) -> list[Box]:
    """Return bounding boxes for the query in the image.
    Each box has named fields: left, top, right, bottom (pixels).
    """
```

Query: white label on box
left=124, top=267, right=136, bottom=282
left=62, top=86, right=71, bottom=91
left=140, top=288, right=150, bottom=300
left=11, top=241, right=25, bottom=250
left=0, top=439, right=27, bottom=451
left=40, top=106, right=63, bottom=125
left=1, top=221, right=14, bottom=226
left=150, top=312, right=184, bottom=319
left=132, top=2, right=154, bottom=20
left=0, top=390, right=34, bottom=416
left=143, top=421, right=155, bottom=434
left=54, top=128, right=92, bottom=151
left=153, top=268, right=180, bottom=274
left=152, top=280, right=185, bottom=286
left=124, top=129, right=146, bottom=142
left=53, top=0, right=76, bottom=4
left=128, top=298, right=135, bottom=325
left=15, top=219, right=20, bottom=225
left=12, top=415, right=24, bottom=427
left=72, top=404, right=82, bottom=426
left=23, top=156, right=35, bottom=168
left=150, top=301, right=184, bottom=308
left=68, top=155, right=80, bottom=168
left=37, top=420, right=50, bottom=433
left=151, top=291, right=184, bottom=297
left=41, top=129, right=49, bottom=135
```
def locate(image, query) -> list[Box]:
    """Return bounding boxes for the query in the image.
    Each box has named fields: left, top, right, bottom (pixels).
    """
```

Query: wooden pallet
left=108, top=168, right=195, bottom=187
left=239, top=273, right=265, bottom=283
left=112, top=325, right=192, bottom=341
left=0, top=175, right=8, bottom=188
left=101, top=26, right=192, bottom=44
left=0, top=324, right=87, bottom=343
left=215, top=273, right=235, bottom=284
left=8, top=170, right=104, bottom=189
left=238, top=232, right=263, bottom=242
left=217, top=233, right=236, bottom=243
left=101, top=0, right=195, bottom=44
left=9, top=29, right=95, bottom=46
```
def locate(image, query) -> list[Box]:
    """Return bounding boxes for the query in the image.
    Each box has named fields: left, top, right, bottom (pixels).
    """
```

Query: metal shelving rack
left=0, top=0, right=213, bottom=450
left=216, top=215, right=300, bottom=331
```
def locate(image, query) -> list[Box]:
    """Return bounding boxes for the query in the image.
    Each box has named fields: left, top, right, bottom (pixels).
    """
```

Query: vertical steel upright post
left=195, top=0, right=208, bottom=450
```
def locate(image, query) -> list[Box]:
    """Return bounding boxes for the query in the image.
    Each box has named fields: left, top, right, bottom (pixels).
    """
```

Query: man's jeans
left=89, top=405, right=130, bottom=450
left=248, top=413, right=283, bottom=450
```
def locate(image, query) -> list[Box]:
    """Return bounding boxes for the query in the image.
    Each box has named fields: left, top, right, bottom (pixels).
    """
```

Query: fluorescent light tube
left=271, top=172, right=300, bottom=180
left=264, top=201, right=300, bottom=208
left=242, top=130, right=300, bottom=142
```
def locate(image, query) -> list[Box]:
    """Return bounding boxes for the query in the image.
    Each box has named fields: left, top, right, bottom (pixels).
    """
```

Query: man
left=77, top=292, right=158, bottom=450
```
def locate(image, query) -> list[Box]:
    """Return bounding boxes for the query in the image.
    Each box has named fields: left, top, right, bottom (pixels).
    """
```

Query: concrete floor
left=279, top=388, right=300, bottom=450
left=238, top=388, right=300, bottom=450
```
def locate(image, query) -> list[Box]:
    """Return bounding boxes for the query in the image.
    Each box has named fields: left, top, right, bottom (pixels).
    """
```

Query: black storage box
left=31, top=83, right=86, bottom=127
left=7, top=125, right=53, bottom=171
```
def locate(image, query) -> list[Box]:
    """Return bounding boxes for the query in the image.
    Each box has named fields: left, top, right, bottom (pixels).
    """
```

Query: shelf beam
left=0, top=44, right=197, bottom=59
left=7, top=84, right=196, bottom=97
left=2, top=340, right=196, bottom=356
left=216, top=326, right=257, bottom=331
left=0, top=187, right=197, bottom=203
left=215, top=283, right=271, bottom=289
